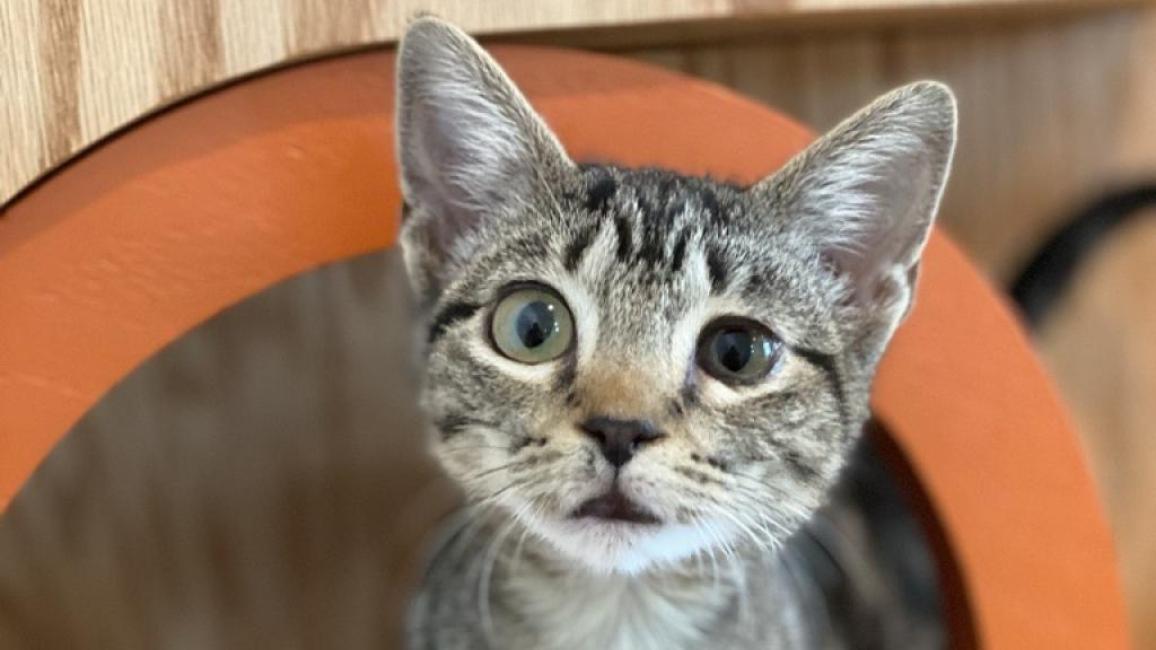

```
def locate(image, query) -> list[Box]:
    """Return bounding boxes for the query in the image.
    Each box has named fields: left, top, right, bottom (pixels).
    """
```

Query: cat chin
left=530, top=517, right=740, bottom=576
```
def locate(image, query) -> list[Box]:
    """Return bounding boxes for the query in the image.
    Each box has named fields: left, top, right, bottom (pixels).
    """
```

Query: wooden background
left=3, top=0, right=1156, bottom=645
left=0, top=0, right=1145, bottom=208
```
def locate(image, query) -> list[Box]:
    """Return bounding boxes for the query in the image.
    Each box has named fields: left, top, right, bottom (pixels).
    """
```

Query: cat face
left=395, top=18, right=955, bottom=574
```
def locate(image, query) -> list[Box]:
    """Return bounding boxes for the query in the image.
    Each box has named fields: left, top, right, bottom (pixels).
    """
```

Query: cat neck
left=481, top=515, right=793, bottom=650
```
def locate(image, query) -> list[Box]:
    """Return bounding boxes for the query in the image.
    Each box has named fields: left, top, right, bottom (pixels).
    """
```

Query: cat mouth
left=572, top=490, right=661, bottom=525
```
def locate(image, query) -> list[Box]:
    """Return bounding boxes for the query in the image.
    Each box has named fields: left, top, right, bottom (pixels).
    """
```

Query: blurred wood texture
left=4, top=0, right=1156, bottom=646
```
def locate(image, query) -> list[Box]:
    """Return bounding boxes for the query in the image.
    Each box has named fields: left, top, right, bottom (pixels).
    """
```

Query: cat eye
left=490, top=285, right=575, bottom=364
left=697, top=318, right=782, bottom=384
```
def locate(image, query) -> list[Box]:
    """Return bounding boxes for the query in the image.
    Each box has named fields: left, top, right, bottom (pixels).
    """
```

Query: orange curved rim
left=0, top=47, right=1128, bottom=648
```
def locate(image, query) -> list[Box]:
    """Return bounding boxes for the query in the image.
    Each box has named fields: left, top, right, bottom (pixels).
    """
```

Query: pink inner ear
left=762, top=84, right=951, bottom=311
left=397, top=29, right=577, bottom=293
left=818, top=157, right=939, bottom=310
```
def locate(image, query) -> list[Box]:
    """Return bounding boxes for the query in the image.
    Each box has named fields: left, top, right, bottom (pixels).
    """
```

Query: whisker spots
left=510, top=435, right=549, bottom=454
left=690, top=452, right=731, bottom=472
left=676, top=465, right=721, bottom=486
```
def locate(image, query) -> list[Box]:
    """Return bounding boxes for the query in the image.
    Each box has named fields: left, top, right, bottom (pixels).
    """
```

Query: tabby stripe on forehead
left=585, top=175, right=618, bottom=213
left=698, top=188, right=723, bottom=223
left=638, top=216, right=665, bottom=265
left=706, top=245, right=729, bottom=293
left=614, top=215, right=634, bottom=262
left=564, top=225, right=596, bottom=272
left=428, top=302, right=480, bottom=344
left=670, top=228, right=690, bottom=272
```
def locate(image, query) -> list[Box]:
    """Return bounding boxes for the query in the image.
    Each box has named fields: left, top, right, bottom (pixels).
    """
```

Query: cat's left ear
left=395, top=17, right=574, bottom=301
left=754, top=82, right=956, bottom=328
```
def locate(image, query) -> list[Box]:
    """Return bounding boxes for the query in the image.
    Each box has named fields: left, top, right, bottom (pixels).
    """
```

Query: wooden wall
left=0, top=0, right=1142, bottom=206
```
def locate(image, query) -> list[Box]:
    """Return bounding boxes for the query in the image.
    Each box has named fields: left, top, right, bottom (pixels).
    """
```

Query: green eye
left=697, top=318, right=781, bottom=384
left=490, top=285, right=575, bottom=364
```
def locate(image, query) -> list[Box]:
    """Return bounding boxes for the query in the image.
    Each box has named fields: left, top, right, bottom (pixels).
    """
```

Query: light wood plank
left=0, top=0, right=1142, bottom=205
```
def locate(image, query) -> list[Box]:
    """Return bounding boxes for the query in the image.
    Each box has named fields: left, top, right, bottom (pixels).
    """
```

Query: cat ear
left=755, top=82, right=956, bottom=324
left=395, top=17, right=573, bottom=300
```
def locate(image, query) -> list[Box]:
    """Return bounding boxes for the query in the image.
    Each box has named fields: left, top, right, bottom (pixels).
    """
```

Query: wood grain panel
left=37, top=0, right=82, bottom=164
left=0, top=0, right=47, bottom=204
left=0, top=0, right=1142, bottom=206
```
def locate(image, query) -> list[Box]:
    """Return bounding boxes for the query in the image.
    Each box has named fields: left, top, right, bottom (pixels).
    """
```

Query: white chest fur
left=504, top=566, right=732, bottom=650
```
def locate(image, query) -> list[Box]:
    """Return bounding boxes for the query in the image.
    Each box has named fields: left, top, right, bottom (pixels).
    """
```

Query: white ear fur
left=395, top=17, right=572, bottom=298
left=757, top=82, right=957, bottom=313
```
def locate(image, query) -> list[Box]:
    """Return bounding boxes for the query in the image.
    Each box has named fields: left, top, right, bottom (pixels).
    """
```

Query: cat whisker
left=508, top=508, right=538, bottom=578
left=478, top=516, right=521, bottom=644
left=447, top=444, right=522, bottom=453
left=739, top=510, right=780, bottom=551
left=696, top=516, right=730, bottom=593
left=462, top=459, right=525, bottom=483
left=445, top=511, right=510, bottom=565
left=725, top=482, right=813, bottom=532
left=465, top=475, right=535, bottom=504
left=441, top=478, right=536, bottom=569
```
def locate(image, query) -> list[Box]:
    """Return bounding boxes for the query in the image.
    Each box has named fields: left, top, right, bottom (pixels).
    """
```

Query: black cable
left=1010, top=183, right=1156, bottom=329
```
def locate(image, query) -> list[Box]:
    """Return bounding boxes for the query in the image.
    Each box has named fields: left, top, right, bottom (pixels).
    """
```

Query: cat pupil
left=515, top=302, right=555, bottom=348
left=715, top=330, right=753, bottom=372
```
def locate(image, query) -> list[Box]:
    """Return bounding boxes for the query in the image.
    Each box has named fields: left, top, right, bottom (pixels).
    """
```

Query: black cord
left=1010, top=183, right=1156, bottom=329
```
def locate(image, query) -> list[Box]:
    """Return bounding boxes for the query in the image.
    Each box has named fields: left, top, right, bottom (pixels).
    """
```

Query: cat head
left=396, top=18, right=955, bottom=574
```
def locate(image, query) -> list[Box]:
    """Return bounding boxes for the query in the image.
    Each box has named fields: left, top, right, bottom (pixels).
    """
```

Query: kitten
left=397, top=18, right=956, bottom=650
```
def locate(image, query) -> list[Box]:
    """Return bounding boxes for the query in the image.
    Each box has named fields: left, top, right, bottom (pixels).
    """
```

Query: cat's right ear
left=395, top=17, right=573, bottom=301
left=751, top=82, right=956, bottom=337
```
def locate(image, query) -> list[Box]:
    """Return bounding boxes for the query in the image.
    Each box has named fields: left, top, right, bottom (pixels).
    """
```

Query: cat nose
left=580, top=417, right=666, bottom=468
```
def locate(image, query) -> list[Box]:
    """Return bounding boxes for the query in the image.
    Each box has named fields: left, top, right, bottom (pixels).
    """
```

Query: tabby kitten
left=398, top=18, right=956, bottom=650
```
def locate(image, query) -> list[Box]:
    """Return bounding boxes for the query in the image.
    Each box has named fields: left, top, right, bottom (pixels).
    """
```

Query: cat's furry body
left=397, top=18, right=955, bottom=650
